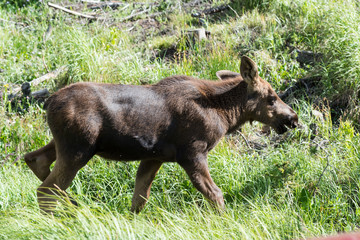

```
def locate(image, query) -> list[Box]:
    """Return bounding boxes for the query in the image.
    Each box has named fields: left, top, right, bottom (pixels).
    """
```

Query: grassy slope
left=1, top=0, right=360, bottom=239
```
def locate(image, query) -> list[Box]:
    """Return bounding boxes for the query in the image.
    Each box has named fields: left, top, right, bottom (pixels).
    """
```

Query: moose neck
left=205, top=79, right=250, bottom=133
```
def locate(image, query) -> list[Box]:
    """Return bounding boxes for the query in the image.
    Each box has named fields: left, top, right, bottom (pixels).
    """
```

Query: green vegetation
left=1, top=0, right=360, bottom=239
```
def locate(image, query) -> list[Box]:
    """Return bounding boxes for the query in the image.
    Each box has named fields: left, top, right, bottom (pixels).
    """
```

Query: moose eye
left=268, top=96, right=277, bottom=106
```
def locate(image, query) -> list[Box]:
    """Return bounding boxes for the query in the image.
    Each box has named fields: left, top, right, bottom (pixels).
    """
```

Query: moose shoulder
left=25, top=56, right=298, bottom=213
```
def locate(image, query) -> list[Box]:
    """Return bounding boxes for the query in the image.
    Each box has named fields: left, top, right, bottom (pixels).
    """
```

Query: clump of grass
left=148, top=35, right=178, bottom=51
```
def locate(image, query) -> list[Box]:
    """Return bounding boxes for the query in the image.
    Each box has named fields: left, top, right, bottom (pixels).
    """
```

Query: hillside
left=1, top=1, right=360, bottom=239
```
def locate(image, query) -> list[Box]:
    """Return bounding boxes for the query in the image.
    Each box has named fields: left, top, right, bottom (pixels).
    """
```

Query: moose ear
left=240, top=56, right=259, bottom=85
left=216, top=70, right=241, bottom=81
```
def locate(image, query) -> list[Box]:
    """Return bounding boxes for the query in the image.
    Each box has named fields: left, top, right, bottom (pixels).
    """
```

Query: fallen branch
left=237, top=130, right=252, bottom=149
left=120, top=8, right=150, bottom=22
left=12, top=66, right=67, bottom=96
left=48, top=2, right=100, bottom=20
left=87, top=1, right=159, bottom=10
left=191, top=4, right=229, bottom=17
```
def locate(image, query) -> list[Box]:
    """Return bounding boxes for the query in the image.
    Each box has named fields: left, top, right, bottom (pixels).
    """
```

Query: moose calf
left=25, top=56, right=298, bottom=213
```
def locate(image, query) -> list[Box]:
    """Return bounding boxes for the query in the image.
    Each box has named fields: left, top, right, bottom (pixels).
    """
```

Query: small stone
left=312, top=109, right=324, bottom=122
left=187, top=28, right=210, bottom=42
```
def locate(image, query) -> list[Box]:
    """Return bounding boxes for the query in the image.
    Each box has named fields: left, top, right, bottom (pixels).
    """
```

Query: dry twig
left=120, top=8, right=151, bottom=22
left=48, top=2, right=102, bottom=20
left=237, top=130, right=252, bottom=149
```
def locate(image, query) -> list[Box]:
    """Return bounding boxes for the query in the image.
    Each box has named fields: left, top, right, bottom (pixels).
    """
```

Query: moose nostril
left=291, top=118, right=299, bottom=128
left=287, top=114, right=299, bottom=128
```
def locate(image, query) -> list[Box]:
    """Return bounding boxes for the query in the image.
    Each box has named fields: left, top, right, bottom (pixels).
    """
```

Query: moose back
left=25, top=56, right=298, bottom=213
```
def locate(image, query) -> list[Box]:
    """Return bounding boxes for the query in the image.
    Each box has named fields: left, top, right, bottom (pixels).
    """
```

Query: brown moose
left=25, top=56, right=298, bottom=213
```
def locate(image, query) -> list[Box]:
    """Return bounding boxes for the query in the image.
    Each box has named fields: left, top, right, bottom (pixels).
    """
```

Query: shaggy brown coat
left=25, top=56, right=298, bottom=213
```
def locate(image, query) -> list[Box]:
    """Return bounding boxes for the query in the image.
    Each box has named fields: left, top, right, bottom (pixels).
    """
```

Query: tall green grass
left=1, top=103, right=359, bottom=239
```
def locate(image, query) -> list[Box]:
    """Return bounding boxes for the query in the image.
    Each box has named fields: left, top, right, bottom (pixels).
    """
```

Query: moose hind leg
left=37, top=149, right=93, bottom=214
left=24, top=140, right=56, bottom=182
left=179, top=154, right=225, bottom=209
left=131, top=160, right=163, bottom=213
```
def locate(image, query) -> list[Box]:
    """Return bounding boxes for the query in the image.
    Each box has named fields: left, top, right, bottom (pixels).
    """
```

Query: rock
left=186, top=28, right=210, bottom=42
left=312, top=109, right=324, bottom=122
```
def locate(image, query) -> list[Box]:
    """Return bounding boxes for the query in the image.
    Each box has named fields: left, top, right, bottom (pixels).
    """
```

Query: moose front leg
left=131, top=160, right=163, bottom=213
left=179, top=153, right=225, bottom=209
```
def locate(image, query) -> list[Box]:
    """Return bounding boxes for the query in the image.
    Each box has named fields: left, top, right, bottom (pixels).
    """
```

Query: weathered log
left=12, top=66, right=67, bottom=96
left=191, top=4, right=229, bottom=18
left=32, top=89, right=50, bottom=98
left=7, top=88, right=50, bottom=113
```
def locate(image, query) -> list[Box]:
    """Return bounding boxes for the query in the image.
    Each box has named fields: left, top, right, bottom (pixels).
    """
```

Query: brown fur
left=24, top=56, right=298, bottom=213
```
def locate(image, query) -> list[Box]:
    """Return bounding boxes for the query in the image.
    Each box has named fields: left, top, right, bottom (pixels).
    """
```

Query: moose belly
left=96, top=135, right=176, bottom=162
